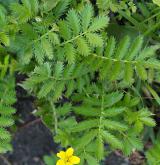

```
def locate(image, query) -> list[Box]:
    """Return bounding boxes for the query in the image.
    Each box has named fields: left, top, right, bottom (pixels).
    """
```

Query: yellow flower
left=56, top=148, right=80, bottom=165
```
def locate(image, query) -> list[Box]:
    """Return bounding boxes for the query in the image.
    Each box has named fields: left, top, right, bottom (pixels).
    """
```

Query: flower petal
left=66, top=147, right=74, bottom=157
left=57, top=151, right=66, bottom=159
left=69, top=156, right=80, bottom=164
left=56, top=159, right=65, bottom=165
left=66, top=162, right=72, bottom=165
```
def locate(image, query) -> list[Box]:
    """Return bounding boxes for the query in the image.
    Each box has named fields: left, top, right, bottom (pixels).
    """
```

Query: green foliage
left=43, top=154, right=57, bottom=165
left=153, top=0, right=160, bottom=7
left=59, top=5, right=108, bottom=58
left=21, top=61, right=90, bottom=101
left=12, top=3, right=108, bottom=66
left=0, top=0, right=160, bottom=164
left=0, top=77, right=16, bottom=153
left=37, top=86, right=154, bottom=164
left=146, top=137, right=160, bottom=165
left=118, top=1, right=160, bottom=40
left=97, top=0, right=136, bottom=15
left=87, top=35, right=160, bottom=83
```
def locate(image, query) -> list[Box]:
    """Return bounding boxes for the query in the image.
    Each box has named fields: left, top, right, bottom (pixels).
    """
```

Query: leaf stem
left=142, top=11, right=160, bottom=23
left=50, top=100, right=58, bottom=134
left=59, top=31, right=88, bottom=46
left=99, top=91, right=104, bottom=133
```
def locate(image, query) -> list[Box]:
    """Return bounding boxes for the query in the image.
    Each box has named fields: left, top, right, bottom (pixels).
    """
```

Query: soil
left=105, top=153, right=130, bottom=165
left=0, top=75, right=144, bottom=165
left=6, top=122, right=56, bottom=165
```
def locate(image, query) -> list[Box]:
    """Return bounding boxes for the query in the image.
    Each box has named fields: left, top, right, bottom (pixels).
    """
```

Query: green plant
left=97, top=0, right=136, bottom=13
left=44, top=154, right=57, bottom=165
left=0, top=32, right=16, bottom=153
left=146, top=137, right=160, bottom=165
left=0, top=77, right=16, bottom=153
left=0, top=55, right=16, bottom=153
left=0, top=0, right=160, bottom=164
left=87, top=36, right=160, bottom=83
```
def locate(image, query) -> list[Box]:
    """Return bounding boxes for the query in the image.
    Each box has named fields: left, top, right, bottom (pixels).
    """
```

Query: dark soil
left=6, top=121, right=56, bottom=165
left=105, top=153, right=129, bottom=165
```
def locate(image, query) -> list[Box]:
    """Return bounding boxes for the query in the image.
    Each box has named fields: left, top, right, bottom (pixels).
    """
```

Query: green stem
left=142, top=11, right=160, bottom=23
left=50, top=100, right=58, bottom=134
left=59, top=31, right=88, bottom=46
left=33, top=27, right=55, bottom=44
left=91, top=53, right=138, bottom=64
left=91, top=53, right=160, bottom=68
left=31, top=28, right=88, bottom=48
left=99, top=92, right=104, bottom=134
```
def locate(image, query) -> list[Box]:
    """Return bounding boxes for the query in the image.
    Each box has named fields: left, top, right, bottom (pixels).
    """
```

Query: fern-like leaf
left=89, top=16, right=109, bottom=32
left=103, top=131, right=123, bottom=149
left=67, top=9, right=80, bottom=36
left=81, top=4, right=93, bottom=31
